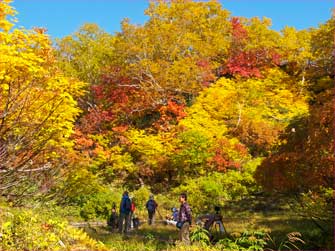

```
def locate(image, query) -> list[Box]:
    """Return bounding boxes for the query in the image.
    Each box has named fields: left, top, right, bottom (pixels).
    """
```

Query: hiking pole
left=156, top=208, right=163, bottom=220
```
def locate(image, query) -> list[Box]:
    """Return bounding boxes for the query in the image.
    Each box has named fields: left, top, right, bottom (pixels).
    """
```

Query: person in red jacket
left=129, top=197, right=136, bottom=229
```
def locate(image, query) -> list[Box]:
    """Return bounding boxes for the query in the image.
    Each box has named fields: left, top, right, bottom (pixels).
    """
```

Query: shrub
left=80, top=188, right=122, bottom=221
left=173, top=164, right=260, bottom=214
left=132, top=186, right=151, bottom=210
left=190, top=225, right=211, bottom=245
left=215, top=230, right=268, bottom=251
left=0, top=205, right=107, bottom=251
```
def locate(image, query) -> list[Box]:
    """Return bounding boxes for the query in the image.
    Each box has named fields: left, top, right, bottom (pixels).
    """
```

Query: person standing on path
left=107, top=202, right=118, bottom=230
left=129, top=197, right=136, bottom=229
left=145, top=194, right=158, bottom=225
left=118, top=191, right=131, bottom=234
left=177, top=193, right=192, bottom=245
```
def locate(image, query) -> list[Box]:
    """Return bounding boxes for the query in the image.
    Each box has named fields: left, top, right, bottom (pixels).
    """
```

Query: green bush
left=292, top=187, right=333, bottom=250
left=173, top=164, right=260, bottom=214
left=190, top=225, right=211, bottom=245
left=132, top=186, right=151, bottom=210
left=0, top=205, right=107, bottom=251
left=216, top=230, right=268, bottom=251
left=80, top=188, right=122, bottom=221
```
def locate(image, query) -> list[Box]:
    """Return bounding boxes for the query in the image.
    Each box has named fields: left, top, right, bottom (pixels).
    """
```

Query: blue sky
left=12, top=0, right=334, bottom=39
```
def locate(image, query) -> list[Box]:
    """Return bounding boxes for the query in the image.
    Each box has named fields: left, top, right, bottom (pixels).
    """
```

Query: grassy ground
left=83, top=210, right=332, bottom=251
left=84, top=224, right=176, bottom=251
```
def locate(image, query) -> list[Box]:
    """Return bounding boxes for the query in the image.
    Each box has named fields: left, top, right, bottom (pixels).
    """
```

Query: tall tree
left=255, top=16, right=334, bottom=192
left=255, top=89, right=333, bottom=192
left=0, top=1, right=84, bottom=197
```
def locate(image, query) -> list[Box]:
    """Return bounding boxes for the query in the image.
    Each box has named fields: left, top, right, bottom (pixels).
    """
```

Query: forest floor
left=82, top=210, right=322, bottom=251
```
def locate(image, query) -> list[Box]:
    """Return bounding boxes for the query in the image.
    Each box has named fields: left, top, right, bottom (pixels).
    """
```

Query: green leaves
left=173, top=167, right=259, bottom=214
left=0, top=205, right=107, bottom=250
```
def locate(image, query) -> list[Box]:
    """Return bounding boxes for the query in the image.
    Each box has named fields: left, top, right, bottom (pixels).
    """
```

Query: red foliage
left=217, top=17, right=281, bottom=78
left=79, top=105, right=114, bottom=134
left=208, top=139, right=248, bottom=172
left=95, top=69, right=140, bottom=113
left=197, top=59, right=216, bottom=86
left=231, top=17, right=248, bottom=41
left=226, top=50, right=262, bottom=78
left=80, top=67, right=153, bottom=133
left=222, top=49, right=281, bottom=78
left=153, top=100, right=187, bottom=131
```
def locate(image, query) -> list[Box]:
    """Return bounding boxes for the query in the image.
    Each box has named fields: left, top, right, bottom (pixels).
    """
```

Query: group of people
left=107, top=191, right=192, bottom=244
left=107, top=191, right=141, bottom=233
left=107, top=192, right=158, bottom=234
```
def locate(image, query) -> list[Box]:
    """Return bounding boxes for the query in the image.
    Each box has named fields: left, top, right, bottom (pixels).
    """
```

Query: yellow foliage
left=126, top=129, right=175, bottom=168
left=0, top=0, right=16, bottom=32
left=0, top=0, right=85, bottom=185
left=280, top=26, right=313, bottom=65
left=180, top=68, right=308, bottom=154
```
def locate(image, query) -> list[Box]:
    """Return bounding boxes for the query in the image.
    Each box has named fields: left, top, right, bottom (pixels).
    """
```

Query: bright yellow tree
left=0, top=1, right=85, bottom=195
left=182, top=69, right=308, bottom=155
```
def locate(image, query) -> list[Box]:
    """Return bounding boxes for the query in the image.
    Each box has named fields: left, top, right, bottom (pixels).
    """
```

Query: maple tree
left=221, top=16, right=281, bottom=78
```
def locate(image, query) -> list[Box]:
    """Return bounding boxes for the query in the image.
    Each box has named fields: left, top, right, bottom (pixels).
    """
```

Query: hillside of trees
left=0, top=0, right=333, bottom=250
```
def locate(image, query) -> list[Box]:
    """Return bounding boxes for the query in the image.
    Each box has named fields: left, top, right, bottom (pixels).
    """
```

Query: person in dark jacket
left=145, top=194, right=158, bottom=225
left=177, top=193, right=192, bottom=245
left=107, top=202, right=118, bottom=230
left=118, top=191, right=131, bottom=234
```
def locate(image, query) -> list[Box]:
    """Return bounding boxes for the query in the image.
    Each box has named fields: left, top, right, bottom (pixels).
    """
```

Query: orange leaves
left=231, top=17, right=248, bottom=42
left=112, top=125, right=129, bottom=133
left=208, top=138, right=249, bottom=172
left=73, top=130, right=94, bottom=149
left=255, top=89, right=334, bottom=192
left=153, top=100, right=187, bottom=131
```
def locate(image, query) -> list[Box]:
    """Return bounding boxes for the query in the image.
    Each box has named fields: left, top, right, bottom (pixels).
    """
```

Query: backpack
left=124, top=197, right=131, bottom=212
left=146, top=199, right=156, bottom=213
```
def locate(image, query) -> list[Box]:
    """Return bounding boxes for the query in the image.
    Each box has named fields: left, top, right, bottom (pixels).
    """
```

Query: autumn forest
left=0, top=0, right=334, bottom=250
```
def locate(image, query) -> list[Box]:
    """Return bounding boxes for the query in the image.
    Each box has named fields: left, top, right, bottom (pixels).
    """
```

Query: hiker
left=132, top=215, right=140, bottom=229
left=172, top=207, right=179, bottom=221
left=165, top=207, right=178, bottom=226
left=107, top=202, right=118, bottom=230
left=177, top=193, right=192, bottom=245
left=128, top=197, right=136, bottom=229
left=118, top=191, right=131, bottom=234
left=145, top=194, right=158, bottom=225
left=196, top=206, right=226, bottom=235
